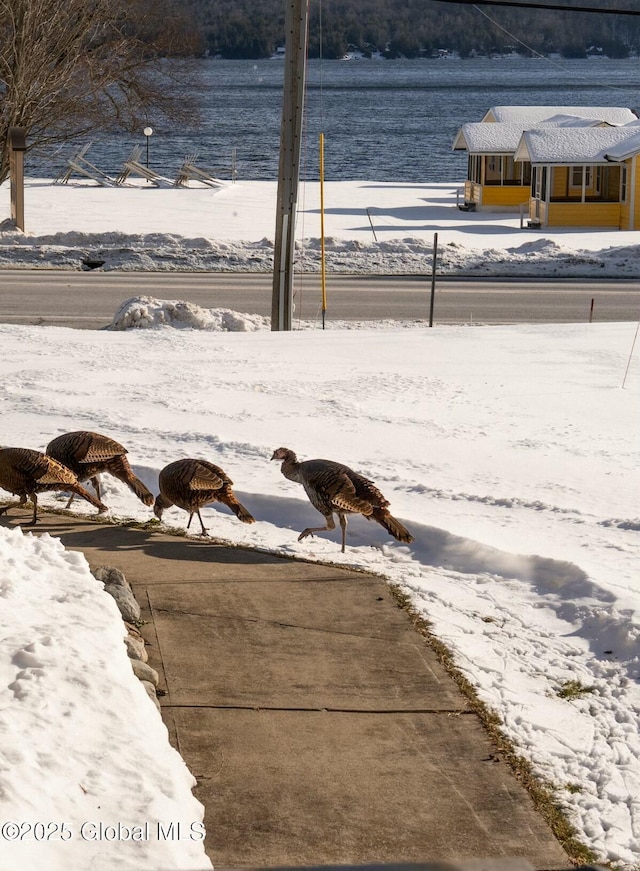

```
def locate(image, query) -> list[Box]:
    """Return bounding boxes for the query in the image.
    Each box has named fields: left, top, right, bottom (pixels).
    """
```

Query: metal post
left=9, top=127, right=26, bottom=232
left=320, top=133, right=327, bottom=329
left=271, top=0, right=309, bottom=331
left=429, top=232, right=438, bottom=327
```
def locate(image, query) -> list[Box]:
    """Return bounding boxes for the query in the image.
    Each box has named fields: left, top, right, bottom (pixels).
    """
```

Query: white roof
left=483, top=105, right=637, bottom=125
left=603, top=131, right=640, bottom=160
left=453, top=122, right=531, bottom=152
left=453, top=117, right=606, bottom=153
left=514, top=126, right=640, bottom=163
left=542, top=113, right=607, bottom=128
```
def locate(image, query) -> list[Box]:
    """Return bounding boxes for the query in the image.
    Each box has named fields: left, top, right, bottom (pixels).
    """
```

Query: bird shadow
left=0, top=510, right=288, bottom=567
left=231, top=491, right=606, bottom=599
left=1, top=489, right=627, bottom=677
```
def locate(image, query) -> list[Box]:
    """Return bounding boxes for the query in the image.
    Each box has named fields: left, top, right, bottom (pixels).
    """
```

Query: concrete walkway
left=4, top=513, right=570, bottom=870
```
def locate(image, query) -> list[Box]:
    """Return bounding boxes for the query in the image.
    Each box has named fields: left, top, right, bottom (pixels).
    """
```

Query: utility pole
left=271, top=0, right=309, bottom=331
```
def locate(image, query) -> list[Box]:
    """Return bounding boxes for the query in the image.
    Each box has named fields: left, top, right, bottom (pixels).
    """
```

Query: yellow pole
left=319, top=133, right=327, bottom=329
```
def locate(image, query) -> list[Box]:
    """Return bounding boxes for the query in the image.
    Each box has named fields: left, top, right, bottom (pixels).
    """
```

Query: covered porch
left=463, top=154, right=532, bottom=209
left=453, top=122, right=534, bottom=211
left=513, top=126, right=640, bottom=230
left=528, top=163, right=626, bottom=228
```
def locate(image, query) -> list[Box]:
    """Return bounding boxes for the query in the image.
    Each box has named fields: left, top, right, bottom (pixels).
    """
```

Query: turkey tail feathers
left=226, top=497, right=256, bottom=524
left=127, top=474, right=155, bottom=507
left=71, top=483, right=107, bottom=513
left=371, top=507, right=413, bottom=544
left=112, top=457, right=154, bottom=506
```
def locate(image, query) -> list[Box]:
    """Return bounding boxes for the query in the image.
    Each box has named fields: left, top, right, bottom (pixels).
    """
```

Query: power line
left=430, top=0, right=640, bottom=15
left=473, top=3, right=557, bottom=58
left=470, top=2, right=634, bottom=90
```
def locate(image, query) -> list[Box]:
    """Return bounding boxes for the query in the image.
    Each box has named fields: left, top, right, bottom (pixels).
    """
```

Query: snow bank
left=0, top=525, right=210, bottom=871
left=111, top=296, right=270, bottom=331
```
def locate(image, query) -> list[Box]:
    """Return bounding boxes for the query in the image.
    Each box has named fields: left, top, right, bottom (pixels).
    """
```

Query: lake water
left=33, top=57, right=640, bottom=183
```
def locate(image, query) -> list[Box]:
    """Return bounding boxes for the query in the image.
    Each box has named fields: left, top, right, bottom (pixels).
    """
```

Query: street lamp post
left=143, top=126, right=153, bottom=169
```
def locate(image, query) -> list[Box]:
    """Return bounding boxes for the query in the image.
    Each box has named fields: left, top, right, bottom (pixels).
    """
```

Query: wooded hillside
left=178, top=0, right=640, bottom=59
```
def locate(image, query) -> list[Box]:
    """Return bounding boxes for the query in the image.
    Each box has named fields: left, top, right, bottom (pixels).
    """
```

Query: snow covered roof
left=453, top=117, right=607, bottom=153
left=453, top=122, right=531, bottom=152
left=514, top=126, right=640, bottom=164
left=483, top=105, right=637, bottom=125
left=542, top=114, right=608, bottom=128
left=603, top=131, right=640, bottom=161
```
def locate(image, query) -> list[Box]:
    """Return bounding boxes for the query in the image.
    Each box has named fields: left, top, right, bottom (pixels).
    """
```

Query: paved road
left=1, top=269, right=638, bottom=328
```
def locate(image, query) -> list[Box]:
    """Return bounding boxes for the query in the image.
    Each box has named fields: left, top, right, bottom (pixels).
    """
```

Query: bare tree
left=0, top=0, right=203, bottom=182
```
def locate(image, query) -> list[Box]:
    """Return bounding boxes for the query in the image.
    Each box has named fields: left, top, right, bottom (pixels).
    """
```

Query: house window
left=570, top=166, right=592, bottom=188
left=621, top=166, right=628, bottom=202
left=550, top=165, right=620, bottom=203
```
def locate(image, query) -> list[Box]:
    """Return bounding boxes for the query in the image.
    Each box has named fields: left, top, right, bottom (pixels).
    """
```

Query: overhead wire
left=470, top=2, right=637, bottom=92
left=472, top=3, right=555, bottom=60
left=432, top=0, right=640, bottom=15
left=443, top=0, right=640, bottom=88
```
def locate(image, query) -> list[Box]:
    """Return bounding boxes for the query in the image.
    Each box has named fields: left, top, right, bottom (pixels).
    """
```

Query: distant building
left=452, top=106, right=639, bottom=226
left=515, top=125, right=640, bottom=230
left=480, top=105, right=635, bottom=124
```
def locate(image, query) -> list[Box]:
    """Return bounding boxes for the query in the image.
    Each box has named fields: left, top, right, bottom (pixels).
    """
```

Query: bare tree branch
left=0, top=0, right=202, bottom=181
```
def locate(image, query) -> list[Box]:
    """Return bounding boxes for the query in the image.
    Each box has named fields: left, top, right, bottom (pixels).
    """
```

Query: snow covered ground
left=3, top=177, right=640, bottom=275
left=1, top=177, right=640, bottom=870
left=0, top=526, right=210, bottom=871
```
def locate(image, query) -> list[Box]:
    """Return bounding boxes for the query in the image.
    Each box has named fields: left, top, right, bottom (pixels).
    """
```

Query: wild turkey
left=154, top=458, right=255, bottom=534
left=271, top=447, right=413, bottom=553
left=46, top=430, right=154, bottom=507
left=0, top=447, right=107, bottom=524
